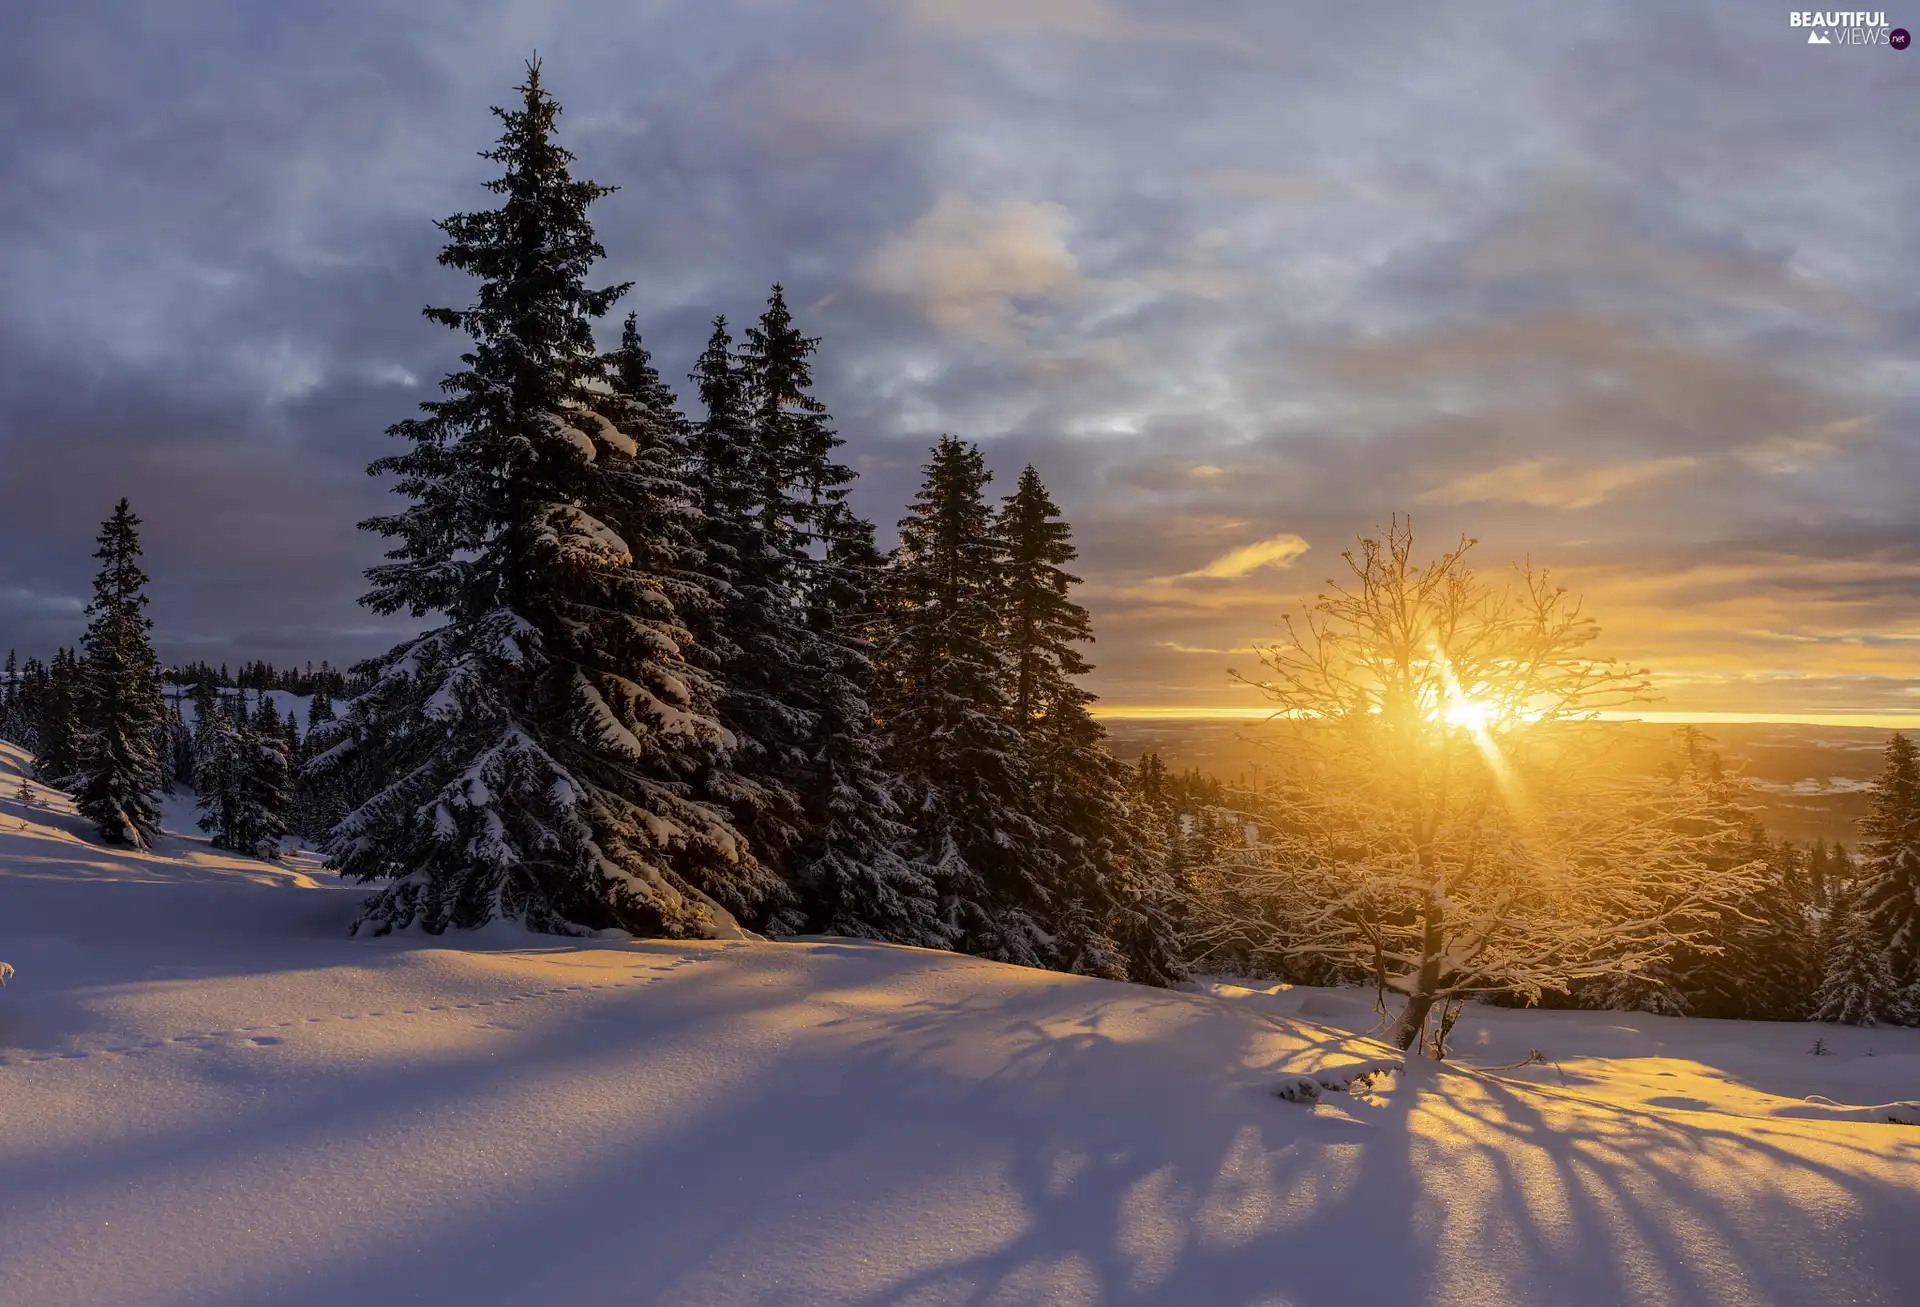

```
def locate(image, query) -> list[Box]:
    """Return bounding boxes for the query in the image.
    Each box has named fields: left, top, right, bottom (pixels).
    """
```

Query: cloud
left=1174, top=532, right=1311, bottom=580
left=1155, top=640, right=1256, bottom=654
left=1198, top=169, right=1327, bottom=203
left=906, top=0, right=1242, bottom=47
left=1419, top=456, right=1699, bottom=510
left=2, top=0, right=1919, bottom=717
left=859, top=196, right=1083, bottom=343
left=1463, top=187, right=1873, bottom=327
left=0, top=587, right=85, bottom=617
left=1738, top=416, right=1876, bottom=475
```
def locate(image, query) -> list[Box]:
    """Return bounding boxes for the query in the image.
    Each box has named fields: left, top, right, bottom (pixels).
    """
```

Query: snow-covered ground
left=3, top=740, right=1917, bottom=1307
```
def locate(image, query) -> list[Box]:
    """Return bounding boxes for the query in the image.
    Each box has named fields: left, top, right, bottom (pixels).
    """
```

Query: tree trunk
left=1390, top=866, right=1447, bottom=1052
left=1389, top=987, right=1436, bottom=1050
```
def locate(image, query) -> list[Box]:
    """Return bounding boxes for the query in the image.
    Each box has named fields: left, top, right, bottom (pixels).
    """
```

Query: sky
left=1, top=1, right=1917, bottom=718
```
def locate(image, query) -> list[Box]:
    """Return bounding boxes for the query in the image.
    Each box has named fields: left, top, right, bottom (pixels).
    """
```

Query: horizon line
left=1088, top=705, right=1920, bottom=728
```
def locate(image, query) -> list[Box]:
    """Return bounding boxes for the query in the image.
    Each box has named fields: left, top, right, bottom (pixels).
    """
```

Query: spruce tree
left=1691, top=826, right=1814, bottom=1020
left=999, top=465, right=1093, bottom=730
left=877, top=437, right=1052, bottom=965
left=998, top=465, right=1183, bottom=983
left=195, top=690, right=246, bottom=851
left=242, top=694, right=291, bottom=858
left=164, top=693, right=194, bottom=792
left=307, top=683, right=336, bottom=732
left=684, top=316, right=806, bottom=897
left=1807, top=838, right=1831, bottom=908
left=313, top=61, right=764, bottom=937
left=1856, top=732, right=1920, bottom=1012
left=35, top=648, right=84, bottom=786
left=71, top=500, right=166, bottom=847
left=1599, top=729, right=1744, bottom=1016
left=1813, top=888, right=1911, bottom=1025
left=680, top=287, right=911, bottom=937
left=792, top=510, right=942, bottom=944
left=0, top=649, right=18, bottom=745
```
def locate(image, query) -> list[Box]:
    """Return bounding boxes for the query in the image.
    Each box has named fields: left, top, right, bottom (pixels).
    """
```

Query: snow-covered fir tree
left=592, top=307, right=789, bottom=927
left=310, top=62, right=763, bottom=937
left=197, top=692, right=289, bottom=859
left=244, top=694, right=292, bottom=858
left=70, top=500, right=166, bottom=848
left=306, top=683, right=336, bottom=733
left=1689, top=824, right=1816, bottom=1020
left=683, top=316, right=807, bottom=906
left=1595, top=728, right=1751, bottom=1017
left=791, top=509, right=942, bottom=945
left=0, top=649, right=22, bottom=746
left=680, top=288, right=888, bottom=929
left=291, top=683, right=341, bottom=839
left=193, top=688, right=246, bottom=852
left=1813, top=887, right=1911, bottom=1026
left=163, top=693, right=193, bottom=793
left=1856, top=731, right=1920, bottom=1016
left=997, top=465, right=1182, bottom=984
left=34, top=648, right=84, bottom=786
left=876, top=437, right=1054, bottom=966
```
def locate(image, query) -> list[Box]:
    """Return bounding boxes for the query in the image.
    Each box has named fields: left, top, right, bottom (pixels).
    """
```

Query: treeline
left=0, top=533, right=348, bottom=857
left=1175, top=729, right=1920, bottom=1028
left=163, top=659, right=359, bottom=697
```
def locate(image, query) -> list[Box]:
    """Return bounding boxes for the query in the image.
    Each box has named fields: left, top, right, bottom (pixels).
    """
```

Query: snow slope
left=1196, top=981, right=1920, bottom=1126
left=2, top=740, right=1917, bottom=1307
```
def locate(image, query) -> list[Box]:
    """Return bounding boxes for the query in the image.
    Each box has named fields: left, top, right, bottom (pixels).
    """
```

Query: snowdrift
left=3, top=741, right=1917, bottom=1307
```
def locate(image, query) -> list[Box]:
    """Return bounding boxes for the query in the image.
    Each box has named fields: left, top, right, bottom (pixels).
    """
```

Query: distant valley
left=1101, top=718, right=1895, bottom=849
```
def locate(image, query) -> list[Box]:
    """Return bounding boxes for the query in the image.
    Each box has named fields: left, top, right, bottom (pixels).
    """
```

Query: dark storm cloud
left=0, top=0, right=1915, bottom=713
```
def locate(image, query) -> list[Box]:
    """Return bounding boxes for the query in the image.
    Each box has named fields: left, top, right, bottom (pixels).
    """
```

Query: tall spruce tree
left=793, top=509, right=942, bottom=944
left=312, top=61, right=764, bottom=937
left=71, top=500, right=166, bottom=848
left=877, top=437, right=1053, bottom=965
left=682, top=287, right=911, bottom=937
left=1856, top=732, right=1920, bottom=1012
left=684, top=316, right=807, bottom=900
left=997, top=465, right=1183, bottom=984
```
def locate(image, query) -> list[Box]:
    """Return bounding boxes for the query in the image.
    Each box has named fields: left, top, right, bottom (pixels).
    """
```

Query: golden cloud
left=1419, top=456, right=1698, bottom=510
left=1173, top=532, right=1311, bottom=580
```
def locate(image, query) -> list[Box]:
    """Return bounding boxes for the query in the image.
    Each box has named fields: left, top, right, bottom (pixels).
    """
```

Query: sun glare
left=1440, top=698, right=1496, bottom=731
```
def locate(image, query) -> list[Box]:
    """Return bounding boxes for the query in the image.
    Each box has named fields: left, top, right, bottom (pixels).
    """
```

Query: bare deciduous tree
left=1191, top=520, right=1760, bottom=1055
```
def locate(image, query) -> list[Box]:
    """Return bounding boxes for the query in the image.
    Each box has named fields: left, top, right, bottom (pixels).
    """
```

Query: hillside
left=2, top=740, right=1917, bottom=1307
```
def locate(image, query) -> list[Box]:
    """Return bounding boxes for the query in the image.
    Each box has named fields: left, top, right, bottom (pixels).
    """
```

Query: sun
left=1439, top=698, right=1497, bottom=731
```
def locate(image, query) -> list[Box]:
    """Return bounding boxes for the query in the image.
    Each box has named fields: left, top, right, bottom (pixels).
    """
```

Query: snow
left=1196, top=979, right=1920, bottom=1126
left=3, top=739, right=1918, bottom=1307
